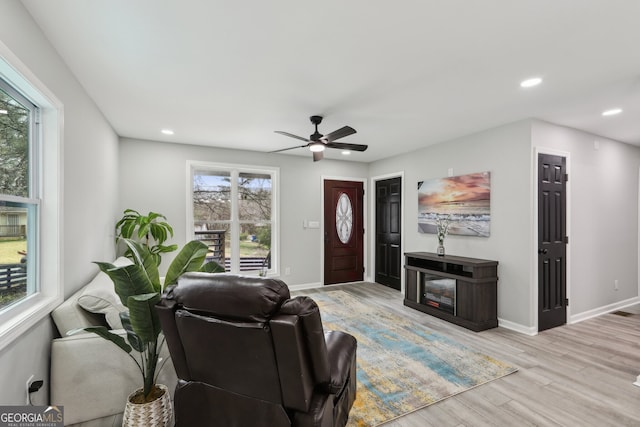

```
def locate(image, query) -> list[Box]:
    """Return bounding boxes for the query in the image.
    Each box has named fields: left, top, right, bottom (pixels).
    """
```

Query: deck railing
left=0, top=263, right=27, bottom=290
left=0, top=225, right=26, bottom=238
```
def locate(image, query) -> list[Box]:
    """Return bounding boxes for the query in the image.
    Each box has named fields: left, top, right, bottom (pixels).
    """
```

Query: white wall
left=0, top=1, right=119, bottom=405
left=369, top=118, right=640, bottom=331
left=369, top=120, right=534, bottom=329
left=118, top=138, right=369, bottom=286
left=532, top=120, right=640, bottom=319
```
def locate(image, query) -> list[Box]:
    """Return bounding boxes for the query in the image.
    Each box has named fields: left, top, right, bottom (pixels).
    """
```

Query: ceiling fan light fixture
left=309, top=142, right=325, bottom=152
left=273, top=116, right=364, bottom=161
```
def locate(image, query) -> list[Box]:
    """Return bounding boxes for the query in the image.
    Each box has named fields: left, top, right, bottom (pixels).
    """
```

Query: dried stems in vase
left=435, top=214, right=451, bottom=255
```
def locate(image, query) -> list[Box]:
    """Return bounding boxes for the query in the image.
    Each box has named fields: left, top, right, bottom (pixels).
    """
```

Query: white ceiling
left=22, top=0, right=640, bottom=162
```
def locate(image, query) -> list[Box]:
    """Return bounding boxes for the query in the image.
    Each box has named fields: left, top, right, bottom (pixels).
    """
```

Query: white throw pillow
left=77, top=257, right=133, bottom=330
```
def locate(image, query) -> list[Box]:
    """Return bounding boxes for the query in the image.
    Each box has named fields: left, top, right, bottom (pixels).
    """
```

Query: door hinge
left=564, top=236, right=569, bottom=244
left=565, top=298, right=569, bottom=306
left=564, top=173, right=569, bottom=182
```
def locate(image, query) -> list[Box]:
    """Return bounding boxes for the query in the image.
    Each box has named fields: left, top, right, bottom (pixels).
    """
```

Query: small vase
left=437, top=243, right=445, bottom=256
left=122, top=384, right=172, bottom=427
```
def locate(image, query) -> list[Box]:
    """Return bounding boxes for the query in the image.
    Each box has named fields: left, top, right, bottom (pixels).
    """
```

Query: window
left=0, top=47, right=62, bottom=351
left=189, top=162, right=278, bottom=275
left=0, top=79, right=38, bottom=311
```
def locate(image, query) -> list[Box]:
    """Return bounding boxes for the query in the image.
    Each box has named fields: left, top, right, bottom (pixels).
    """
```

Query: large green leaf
left=153, top=244, right=179, bottom=254
left=115, top=209, right=140, bottom=239
left=200, top=260, right=225, bottom=273
left=128, top=293, right=162, bottom=344
left=79, top=326, right=133, bottom=354
left=147, top=211, right=164, bottom=222
left=120, top=311, right=145, bottom=352
left=95, top=262, right=155, bottom=307
left=164, top=240, right=209, bottom=287
left=137, top=222, right=150, bottom=240
left=150, top=221, right=173, bottom=244
left=119, top=220, right=137, bottom=239
left=121, top=239, right=161, bottom=291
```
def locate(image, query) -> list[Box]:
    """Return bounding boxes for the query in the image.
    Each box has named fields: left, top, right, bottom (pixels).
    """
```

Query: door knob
left=538, top=248, right=548, bottom=254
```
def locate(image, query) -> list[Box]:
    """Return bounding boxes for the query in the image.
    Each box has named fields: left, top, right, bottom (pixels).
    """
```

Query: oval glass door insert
left=336, top=192, right=353, bottom=244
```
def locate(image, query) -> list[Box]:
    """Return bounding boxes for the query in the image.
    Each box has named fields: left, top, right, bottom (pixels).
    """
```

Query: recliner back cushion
left=173, top=272, right=290, bottom=322
left=175, top=309, right=283, bottom=403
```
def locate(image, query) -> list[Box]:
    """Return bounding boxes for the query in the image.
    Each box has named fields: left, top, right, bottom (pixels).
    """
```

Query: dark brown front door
left=324, top=180, right=364, bottom=285
left=538, top=153, right=567, bottom=332
left=375, top=177, right=401, bottom=290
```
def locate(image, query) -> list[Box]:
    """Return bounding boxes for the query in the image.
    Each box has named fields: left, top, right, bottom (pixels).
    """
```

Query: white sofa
left=50, top=258, right=177, bottom=426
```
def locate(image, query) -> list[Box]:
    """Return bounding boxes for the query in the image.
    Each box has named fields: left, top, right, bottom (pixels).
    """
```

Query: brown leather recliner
left=157, top=272, right=357, bottom=427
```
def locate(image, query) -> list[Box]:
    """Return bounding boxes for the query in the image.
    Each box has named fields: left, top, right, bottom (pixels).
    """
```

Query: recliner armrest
left=324, top=330, right=357, bottom=394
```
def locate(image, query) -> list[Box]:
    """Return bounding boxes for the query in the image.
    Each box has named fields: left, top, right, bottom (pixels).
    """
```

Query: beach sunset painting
left=418, top=171, right=491, bottom=237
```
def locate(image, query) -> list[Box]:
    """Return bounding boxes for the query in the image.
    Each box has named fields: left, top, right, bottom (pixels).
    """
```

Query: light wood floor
left=299, top=282, right=640, bottom=427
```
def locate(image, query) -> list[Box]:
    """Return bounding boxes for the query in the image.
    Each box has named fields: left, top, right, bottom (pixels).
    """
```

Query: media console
left=404, top=252, right=498, bottom=332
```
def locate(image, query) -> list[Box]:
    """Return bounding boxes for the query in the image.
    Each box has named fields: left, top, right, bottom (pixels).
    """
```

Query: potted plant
left=115, top=209, right=178, bottom=265
left=82, top=210, right=224, bottom=426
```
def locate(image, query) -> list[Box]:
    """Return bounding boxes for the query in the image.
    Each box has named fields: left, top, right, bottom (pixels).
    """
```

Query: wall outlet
left=285, top=267, right=291, bottom=275
left=614, top=279, right=619, bottom=291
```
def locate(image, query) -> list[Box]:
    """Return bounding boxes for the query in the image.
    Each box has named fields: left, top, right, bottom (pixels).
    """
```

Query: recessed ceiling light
left=341, top=150, right=351, bottom=156
left=161, top=129, right=174, bottom=135
left=602, top=108, right=622, bottom=117
left=520, top=77, right=542, bottom=88
left=0, top=109, right=7, bottom=114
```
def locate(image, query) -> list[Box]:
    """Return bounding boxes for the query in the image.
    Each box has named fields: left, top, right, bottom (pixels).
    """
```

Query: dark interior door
left=324, top=180, right=364, bottom=285
left=375, top=177, right=401, bottom=290
left=538, top=153, right=567, bottom=332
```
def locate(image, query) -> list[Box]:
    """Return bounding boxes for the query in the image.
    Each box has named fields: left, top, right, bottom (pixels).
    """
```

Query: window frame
left=187, top=161, right=279, bottom=276
left=0, top=42, right=63, bottom=352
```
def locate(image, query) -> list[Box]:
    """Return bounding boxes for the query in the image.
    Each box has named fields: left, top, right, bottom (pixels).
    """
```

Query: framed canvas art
left=417, top=171, right=491, bottom=237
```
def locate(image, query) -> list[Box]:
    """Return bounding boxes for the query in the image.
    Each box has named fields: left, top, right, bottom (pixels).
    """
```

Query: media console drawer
left=404, top=252, right=498, bottom=332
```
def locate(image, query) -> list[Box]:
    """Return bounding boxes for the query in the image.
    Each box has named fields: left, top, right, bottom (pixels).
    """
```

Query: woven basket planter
left=122, top=384, right=173, bottom=427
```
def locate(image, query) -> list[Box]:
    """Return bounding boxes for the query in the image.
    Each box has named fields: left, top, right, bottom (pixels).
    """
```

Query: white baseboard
left=498, top=318, right=538, bottom=336
left=288, top=282, right=322, bottom=291
left=634, top=375, right=640, bottom=388
left=496, top=296, right=640, bottom=335
left=569, top=296, right=640, bottom=324
left=289, top=280, right=374, bottom=291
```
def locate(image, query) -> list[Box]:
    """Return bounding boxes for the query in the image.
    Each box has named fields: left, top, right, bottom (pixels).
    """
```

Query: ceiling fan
left=272, top=115, right=368, bottom=161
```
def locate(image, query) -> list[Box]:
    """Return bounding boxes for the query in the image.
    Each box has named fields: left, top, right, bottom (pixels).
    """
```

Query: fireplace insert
left=421, top=274, right=456, bottom=315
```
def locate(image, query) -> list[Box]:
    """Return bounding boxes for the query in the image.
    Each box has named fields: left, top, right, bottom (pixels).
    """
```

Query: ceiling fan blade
left=313, top=151, right=324, bottom=162
left=324, top=126, right=356, bottom=142
left=270, top=143, right=309, bottom=153
left=325, top=142, right=368, bottom=152
left=274, top=130, right=310, bottom=143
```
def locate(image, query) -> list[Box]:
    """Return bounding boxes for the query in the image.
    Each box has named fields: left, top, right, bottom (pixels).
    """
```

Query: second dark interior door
left=538, top=153, right=567, bottom=331
left=375, top=177, right=401, bottom=290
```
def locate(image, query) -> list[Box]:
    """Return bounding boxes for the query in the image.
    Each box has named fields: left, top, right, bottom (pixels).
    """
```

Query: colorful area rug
left=311, top=290, right=517, bottom=427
